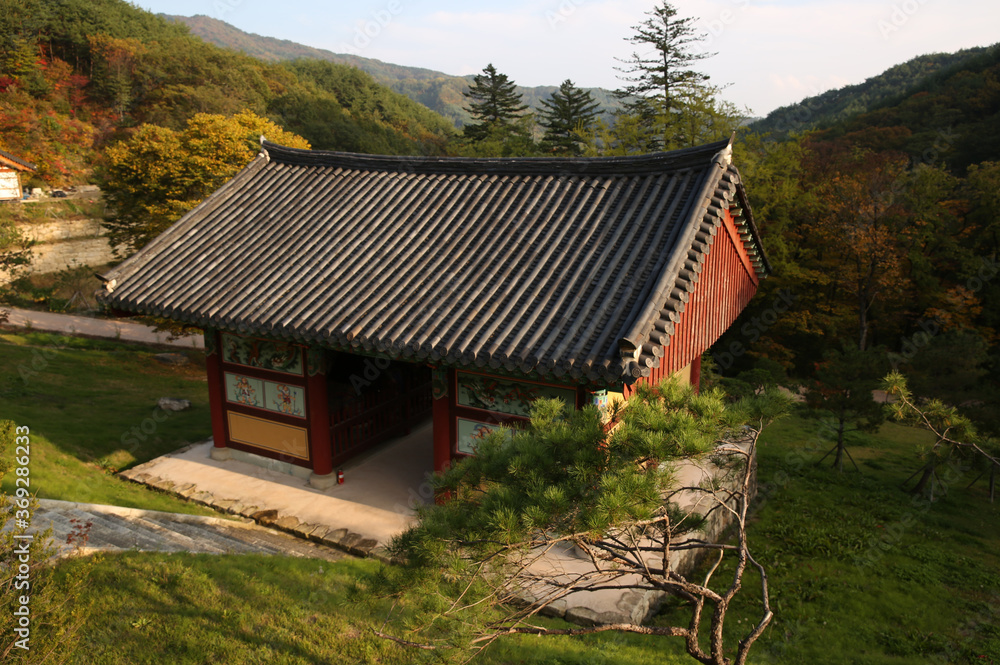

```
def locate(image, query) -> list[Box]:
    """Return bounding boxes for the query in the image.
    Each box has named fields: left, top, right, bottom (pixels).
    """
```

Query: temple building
left=99, top=137, right=769, bottom=489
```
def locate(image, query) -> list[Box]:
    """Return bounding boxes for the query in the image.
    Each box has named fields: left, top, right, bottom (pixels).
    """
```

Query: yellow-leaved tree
left=103, top=110, right=310, bottom=255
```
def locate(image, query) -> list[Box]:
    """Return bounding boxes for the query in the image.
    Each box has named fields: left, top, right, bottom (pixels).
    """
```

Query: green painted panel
left=456, top=372, right=576, bottom=417
left=222, top=333, right=303, bottom=375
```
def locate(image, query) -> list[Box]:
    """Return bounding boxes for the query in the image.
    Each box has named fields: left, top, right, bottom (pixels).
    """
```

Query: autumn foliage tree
left=808, top=148, right=911, bottom=350
left=102, top=110, right=310, bottom=253
left=87, top=33, right=144, bottom=120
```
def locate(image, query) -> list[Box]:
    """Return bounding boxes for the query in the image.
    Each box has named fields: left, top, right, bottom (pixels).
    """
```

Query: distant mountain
left=165, top=14, right=619, bottom=127
left=750, top=47, right=994, bottom=140
left=807, top=44, right=1000, bottom=172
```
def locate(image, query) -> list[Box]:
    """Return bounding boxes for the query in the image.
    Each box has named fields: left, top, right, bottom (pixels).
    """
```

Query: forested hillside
left=750, top=46, right=994, bottom=140
left=812, top=45, right=1000, bottom=172
left=728, top=43, right=1000, bottom=432
left=167, top=14, right=620, bottom=127
left=0, top=0, right=455, bottom=186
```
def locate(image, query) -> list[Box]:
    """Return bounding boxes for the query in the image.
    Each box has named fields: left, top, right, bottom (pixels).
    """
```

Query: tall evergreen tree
left=537, top=79, right=601, bottom=155
left=614, top=0, right=717, bottom=149
left=462, top=63, right=529, bottom=142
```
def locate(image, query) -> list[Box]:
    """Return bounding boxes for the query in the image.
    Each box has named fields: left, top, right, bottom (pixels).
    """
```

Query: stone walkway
left=3, top=307, right=203, bottom=349
left=29, top=499, right=347, bottom=561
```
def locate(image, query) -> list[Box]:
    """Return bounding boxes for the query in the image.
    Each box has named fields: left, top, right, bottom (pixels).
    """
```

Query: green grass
left=56, top=407, right=1000, bottom=664
left=686, top=408, right=1000, bottom=664
left=0, top=330, right=217, bottom=515
left=4, top=337, right=997, bottom=663
left=55, top=552, right=693, bottom=665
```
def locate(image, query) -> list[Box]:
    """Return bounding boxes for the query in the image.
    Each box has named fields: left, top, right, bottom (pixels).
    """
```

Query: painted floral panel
left=225, top=373, right=264, bottom=409
left=225, top=373, right=306, bottom=419
left=456, top=418, right=510, bottom=456
left=265, top=382, right=306, bottom=418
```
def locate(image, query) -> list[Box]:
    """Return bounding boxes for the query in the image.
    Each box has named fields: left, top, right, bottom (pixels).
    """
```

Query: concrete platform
left=120, top=420, right=436, bottom=558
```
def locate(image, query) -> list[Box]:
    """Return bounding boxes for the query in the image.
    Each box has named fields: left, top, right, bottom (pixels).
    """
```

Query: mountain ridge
left=750, top=45, right=995, bottom=139
left=164, top=14, right=620, bottom=126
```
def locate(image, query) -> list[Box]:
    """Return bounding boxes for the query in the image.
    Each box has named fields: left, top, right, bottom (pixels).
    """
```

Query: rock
left=350, top=538, right=379, bottom=556
left=251, top=509, right=278, bottom=524
left=307, top=525, right=331, bottom=542
left=151, top=478, right=176, bottom=492
left=158, top=397, right=191, bottom=411
left=274, top=516, right=300, bottom=531
left=191, top=491, right=215, bottom=505
left=340, top=532, right=362, bottom=550
left=154, top=353, right=189, bottom=366
left=211, top=499, right=237, bottom=512
left=294, top=523, right=321, bottom=538
left=227, top=501, right=248, bottom=515
left=238, top=505, right=259, bottom=518
left=320, top=528, right=348, bottom=547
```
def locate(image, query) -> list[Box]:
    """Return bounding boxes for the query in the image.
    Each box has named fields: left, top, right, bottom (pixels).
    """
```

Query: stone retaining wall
left=2, top=218, right=121, bottom=282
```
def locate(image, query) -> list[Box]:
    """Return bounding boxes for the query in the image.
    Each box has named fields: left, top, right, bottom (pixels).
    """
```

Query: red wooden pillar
left=432, top=368, right=453, bottom=474
left=306, top=366, right=334, bottom=477
left=204, top=330, right=229, bottom=452
left=302, top=347, right=337, bottom=491
left=690, top=354, right=702, bottom=394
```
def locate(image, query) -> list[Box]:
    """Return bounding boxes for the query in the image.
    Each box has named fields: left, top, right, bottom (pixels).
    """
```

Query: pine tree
left=462, top=63, right=529, bottom=142
left=537, top=79, right=601, bottom=155
left=378, top=382, right=792, bottom=665
left=807, top=345, right=887, bottom=472
left=614, top=0, right=716, bottom=149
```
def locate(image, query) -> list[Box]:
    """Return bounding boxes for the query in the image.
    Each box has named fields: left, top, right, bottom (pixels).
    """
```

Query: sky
left=130, top=0, right=999, bottom=117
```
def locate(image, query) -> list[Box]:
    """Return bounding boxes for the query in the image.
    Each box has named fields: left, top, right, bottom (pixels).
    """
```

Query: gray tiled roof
left=100, top=139, right=768, bottom=385
left=0, top=148, right=36, bottom=171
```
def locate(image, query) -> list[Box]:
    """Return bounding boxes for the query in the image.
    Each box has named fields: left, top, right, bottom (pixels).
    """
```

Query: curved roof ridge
left=260, top=139, right=732, bottom=177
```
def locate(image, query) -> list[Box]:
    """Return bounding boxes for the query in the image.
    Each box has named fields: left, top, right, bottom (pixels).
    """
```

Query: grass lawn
left=690, top=410, right=1000, bottom=664
left=43, top=406, right=1000, bottom=664
left=54, top=552, right=695, bottom=665
left=3, top=332, right=997, bottom=663
left=0, top=330, right=218, bottom=515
